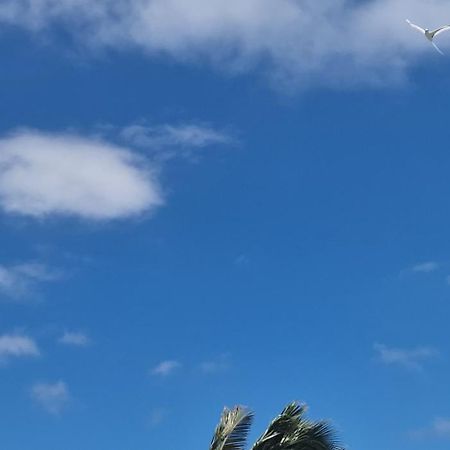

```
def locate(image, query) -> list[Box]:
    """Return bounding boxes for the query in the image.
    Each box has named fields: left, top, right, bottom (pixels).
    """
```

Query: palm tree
left=209, top=402, right=342, bottom=450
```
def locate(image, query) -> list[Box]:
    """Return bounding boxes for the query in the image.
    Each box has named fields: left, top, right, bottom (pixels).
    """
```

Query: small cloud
left=199, top=354, right=231, bottom=374
left=0, top=130, right=162, bottom=221
left=148, top=408, right=168, bottom=428
left=120, top=123, right=233, bottom=162
left=0, top=262, right=60, bottom=299
left=58, top=331, right=90, bottom=347
left=31, top=381, right=70, bottom=415
left=374, top=343, right=439, bottom=370
left=411, top=418, right=450, bottom=440
left=151, top=360, right=181, bottom=377
left=411, top=262, right=439, bottom=273
left=121, top=123, right=232, bottom=148
left=13, top=263, right=60, bottom=281
left=234, top=254, right=250, bottom=267
left=432, top=418, right=450, bottom=438
left=0, top=334, right=40, bottom=363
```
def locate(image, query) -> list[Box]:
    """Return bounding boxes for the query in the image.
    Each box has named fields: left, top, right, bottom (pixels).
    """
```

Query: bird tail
left=432, top=41, right=445, bottom=55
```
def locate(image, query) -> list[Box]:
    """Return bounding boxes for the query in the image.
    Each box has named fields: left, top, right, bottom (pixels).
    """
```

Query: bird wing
left=432, top=41, right=445, bottom=55
left=406, top=19, right=425, bottom=34
left=431, top=25, right=450, bottom=38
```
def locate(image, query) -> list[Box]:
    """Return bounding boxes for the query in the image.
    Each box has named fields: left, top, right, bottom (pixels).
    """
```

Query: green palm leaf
left=251, top=402, right=341, bottom=450
left=209, top=402, right=342, bottom=450
left=210, top=406, right=254, bottom=450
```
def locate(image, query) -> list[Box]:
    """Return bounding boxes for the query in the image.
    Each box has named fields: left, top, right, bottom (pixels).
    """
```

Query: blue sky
left=0, top=1, right=450, bottom=450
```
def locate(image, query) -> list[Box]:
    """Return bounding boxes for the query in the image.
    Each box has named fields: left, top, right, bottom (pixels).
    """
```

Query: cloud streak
left=374, top=343, right=439, bottom=370
left=0, top=334, right=40, bottom=363
left=119, top=123, right=233, bottom=161
left=411, top=261, right=440, bottom=273
left=199, top=354, right=230, bottom=374
left=432, top=418, right=450, bottom=438
left=0, top=0, right=449, bottom=89
left=121, top=123, right=232, bottom=149
left=412, top=418, right=450, bottom=440
left=58, top=331, right=91, bottom=347
left=151, top=360, right=181, bottom=376
left=0, top=262, right=60, bottom=299
left=148, top=408, right=168, bottom=427
left=31, top=381, right=70, bottom=415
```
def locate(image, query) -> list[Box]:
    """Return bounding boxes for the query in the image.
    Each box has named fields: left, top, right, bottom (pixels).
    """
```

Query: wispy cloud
left=0, top=0, right=449, bottom=89
left=411, top=418, right=450, bottom=440
left=121, top=123, right=232, bottom=149
left=199, top=354, right=230, bottom=374
left=148, top=408, right=168, bottom=427
left=234, top=254, right=250, bottom=267
left=120, top=123, right=233, bottom=161
left=58, top=331, right=91, bottom=347
left=411, top=262, right=440, bottom=273
left=151, top=360, right=181, bottom=377
left=374, top=343, right=439, bottom=370
left=432, top=418, right=450, bottom=438
left=0, top=334, right=40, bottom=363
left=0, top=262, right=60, bottom=299
left=0, top=130, right=162, bottom=221
left=31, top=381, right=70, bottom=415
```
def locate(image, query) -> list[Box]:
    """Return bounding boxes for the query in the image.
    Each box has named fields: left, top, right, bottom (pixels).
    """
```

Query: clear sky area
left=0, top=1, right=449, bottom=450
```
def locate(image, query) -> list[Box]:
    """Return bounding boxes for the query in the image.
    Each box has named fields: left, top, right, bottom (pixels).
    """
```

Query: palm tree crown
left=209, top=402, right=342, bottom=450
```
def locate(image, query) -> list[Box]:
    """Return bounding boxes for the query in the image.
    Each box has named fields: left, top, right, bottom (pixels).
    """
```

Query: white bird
left=406, top=19, right=450, bottom=55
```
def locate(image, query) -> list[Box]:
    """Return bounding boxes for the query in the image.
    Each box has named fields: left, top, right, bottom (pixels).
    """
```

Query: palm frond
left=210, top=406, right=254, bottom=450
left=287, top=420, right=342, bottom=450
left=251, top=402, right=342, bottom=450
left=251, top=402, right=306, bottom=450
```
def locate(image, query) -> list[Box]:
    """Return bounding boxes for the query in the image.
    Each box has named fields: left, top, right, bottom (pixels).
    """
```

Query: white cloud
left=148, top=408, right=168, bottom=427
left=374, top=343, right=439, bottom=370
left=0, top=1, right=449, bottom=88
left=199, top=354, right=230, bottom=374
left=31, top=381, right=70, bottom=415
left=0, top=262, right=60, bottom=298
left=411, top=418, right=450, bottom=440
left=58, top=331, right=90, bottom=347
left=0, top=334, right=40, bottom=363
left=234, top=254, right=250, bottom=267
left=432, top=418, right=450, bottom=438
left=0, top=130, right=162, bottom=221
left=151, top=360, right=181, bottom=376
left=121, top=123, right=232, bottom=150
left=119, top=123, right=233, bottom=162
left=411, top=261, right=439, bottom=273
